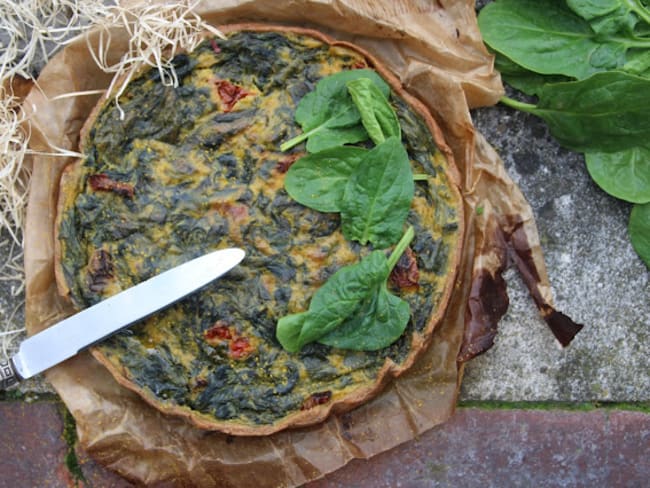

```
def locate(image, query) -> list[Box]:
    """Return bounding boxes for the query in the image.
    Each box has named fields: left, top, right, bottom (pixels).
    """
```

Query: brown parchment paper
left=22, top=1, right=580, bottom=486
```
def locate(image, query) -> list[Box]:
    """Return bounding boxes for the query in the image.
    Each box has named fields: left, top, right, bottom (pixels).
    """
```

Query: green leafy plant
left=629, top=202, right=650, bottom=263
left=277, top=70, right=419, bottom=352
left=479, top=0, right=650, bottom=267
left=276, top=227, right=414, bottom=352
left=340, top=136, right=414, bottom=248
left=284, top=146, right=368, bottom=212
left=499, top=72, right=650, bottom=153
left=346, top=77, right=401, bottom=144
left=280, top=69, right=390, bottom=152
left=284, top=137, right=414, bottom=248
left=586, top=146, right=650, bottom=203
left=478, top=0, right=648, bottom=79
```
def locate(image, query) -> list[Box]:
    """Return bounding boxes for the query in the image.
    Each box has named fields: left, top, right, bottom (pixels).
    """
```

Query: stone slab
left=459, top=102, right=650, bottom=403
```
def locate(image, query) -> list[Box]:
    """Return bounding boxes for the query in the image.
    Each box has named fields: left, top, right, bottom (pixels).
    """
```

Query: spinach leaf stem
left=499, top=95, right=538, bottom=113
left=387, top=226, right=414, bottom=271
left=281, top=129, right=313, bottom=151
left=629, top=0, right=650, bottom=26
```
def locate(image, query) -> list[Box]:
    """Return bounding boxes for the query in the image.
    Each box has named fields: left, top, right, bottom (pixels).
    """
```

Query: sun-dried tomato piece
left=88, top=174, right=134, bottom=198
left=205, top=321, right=255, bottom=359
left=86, top=249, right=114, bottom=293
left=229, top=337, right=253, bottom=359
left=276, top=154, right=301, bottom=173
left=301, top=391, right=332, bottom=410
left=389, top=247, right=419, bottom=291
left=204, top=321, right=233, bottom=341
left=215, top=79, right=250, bottom=112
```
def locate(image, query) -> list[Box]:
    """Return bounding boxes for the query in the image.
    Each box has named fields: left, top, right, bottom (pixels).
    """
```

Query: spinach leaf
left=629, top=202, right=650, bottom=267
left=280, top=69, right=390, bottom=152
left=346, top=78, right=401, bottom=144
left=478, top=0, right=650, bottom=268
left=296, top=251, right=389, bottom=348
left=624, top=49, right=650, bottom=77
left=494, top=52, right=572, bottom=96
left=500, top=71, right=650, bottom=153
left=478, top=0, right=640, bottom=79
left=276, top=251, right=389, bottom=353
left=341, top=136, right=414, bottom=248
left=275, top=312, right=307, bottom=354
left=275, top=227, right=414, bottom=353
left=318, top=280, right=410, bottom=351
left=566, top=0, right=644, bottom=36
left=284, top=146, right=368, bottom=212
left=586, top=146, right=650, bottom=203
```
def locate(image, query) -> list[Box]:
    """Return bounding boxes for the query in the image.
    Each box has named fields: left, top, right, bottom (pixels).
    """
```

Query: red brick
left=0, top=400, right=68, bottom=487
left=2, top=402, right=648, bottom=487
left=307, top=408, right=650, bottom=487
left=0, top=400, right=132, bottom=488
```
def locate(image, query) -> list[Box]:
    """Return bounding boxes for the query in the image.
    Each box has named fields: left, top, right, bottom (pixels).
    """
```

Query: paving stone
left=0, top=399, right=131, bottom=488
left=460, top=102, right=650, bottom=403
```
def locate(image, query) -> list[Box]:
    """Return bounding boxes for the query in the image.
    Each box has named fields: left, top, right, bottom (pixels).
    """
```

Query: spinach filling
left=58, top=31, right=460, bottom=426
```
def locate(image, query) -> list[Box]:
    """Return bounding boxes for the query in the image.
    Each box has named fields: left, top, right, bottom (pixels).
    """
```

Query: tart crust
left=54, top=24, right=464, bottom=435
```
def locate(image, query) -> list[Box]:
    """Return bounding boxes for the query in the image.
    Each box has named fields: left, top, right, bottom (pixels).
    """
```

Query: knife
left=0, top=247, right=245, bottom=389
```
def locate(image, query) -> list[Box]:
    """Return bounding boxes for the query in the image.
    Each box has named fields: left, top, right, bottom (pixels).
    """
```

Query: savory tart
left=54, top=25, right=463, bottom=435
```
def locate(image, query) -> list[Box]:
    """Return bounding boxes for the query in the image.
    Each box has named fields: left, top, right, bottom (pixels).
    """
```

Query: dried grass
left=87, top=1, right=224, bottom=118
left=0, top=0, right=222, bottom=354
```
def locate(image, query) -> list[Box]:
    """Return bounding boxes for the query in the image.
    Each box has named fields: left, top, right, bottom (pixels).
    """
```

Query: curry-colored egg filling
left=57, top=31, right=461, bottom=429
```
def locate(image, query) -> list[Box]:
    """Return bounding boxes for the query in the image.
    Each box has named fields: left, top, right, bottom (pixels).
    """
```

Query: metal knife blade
left=0, top=247, right=245, bottom=388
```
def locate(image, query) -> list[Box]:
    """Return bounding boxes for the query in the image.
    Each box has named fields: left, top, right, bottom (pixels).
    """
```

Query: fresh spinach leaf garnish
left=346, top=77, right=401, bottom=144
left=284, top=146, right=368, bottom=212
left=478, top=0, right=650, bottom=268
left=276, top=227, right=415, bottom=352
left=341, top=136, right=414, bottom=248
left=278, top=69, right=419, bottom=352
left=285, top=137, right=413, bottom=248
left=280, top=69, right=390, bottom=152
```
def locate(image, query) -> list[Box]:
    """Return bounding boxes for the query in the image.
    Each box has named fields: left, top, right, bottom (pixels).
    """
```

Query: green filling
left=58, top=31, right=460, bottom=427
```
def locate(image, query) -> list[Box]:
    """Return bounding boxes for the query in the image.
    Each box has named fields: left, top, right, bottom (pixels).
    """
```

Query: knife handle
left=0, top=359, right=20, bottom=389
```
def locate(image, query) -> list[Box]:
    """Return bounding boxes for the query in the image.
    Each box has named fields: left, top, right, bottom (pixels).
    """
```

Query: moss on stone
left=60, top=405, right=86, bottom=485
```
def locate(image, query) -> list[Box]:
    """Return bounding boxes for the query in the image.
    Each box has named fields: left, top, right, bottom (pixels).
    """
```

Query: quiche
left=54, top=25, right=463, bottom=435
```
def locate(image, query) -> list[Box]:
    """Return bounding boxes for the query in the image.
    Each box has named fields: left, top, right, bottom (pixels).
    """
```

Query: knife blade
left=0, top=247, right=245, bottom=388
